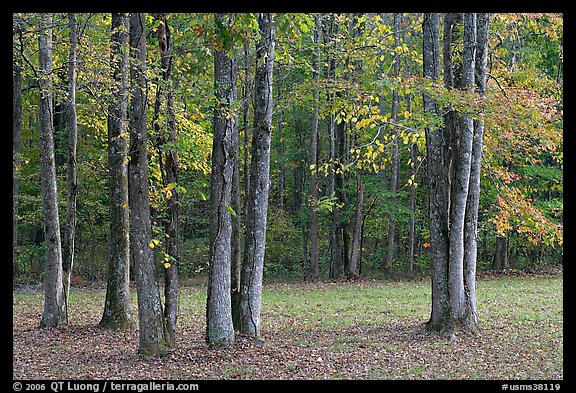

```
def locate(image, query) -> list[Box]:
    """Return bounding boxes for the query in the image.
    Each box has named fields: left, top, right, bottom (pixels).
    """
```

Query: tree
left=239, top=12, right=275, bottom=338
left=424, top=13, right=489, bottom=335
left=100, top=13, right=134, bottom=331
left=347, top=174, right=363, bottom=278
left=206, top=12, right=237, bottom=347
left=152, top=12, right=180, bottom=348
left=462, top=12, right=490, bottom=329
left=13, top=22, right=23, bottom=274
left=129, top=12, right=170, bottom=356
left=422, top=12, right=451, bottom=333
left=308, top=13, right=322, bottom=281
left=62, top=12, right=79, bottom=315
left=383, top=13, right=402, bottom=274
left=38, top=13, right=67, bottom=328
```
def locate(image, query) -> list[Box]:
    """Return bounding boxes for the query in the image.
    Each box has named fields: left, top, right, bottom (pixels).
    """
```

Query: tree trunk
left=447, top=13, right=476, bottom=322
left=152, top=12, right=179, bottom=348
left=493, top=234, right=509, bottom=270
left=384, top=13, right=402, bottom=275
left=348, top=174, right=364, bottom=279
left=422, top=13, right=451, bottom=333
left=276, top=80, right=286, bottom=210
left=100, top=13, right=134, bottom=331
left=463, top=12, right=490, bottom=331
left=129, top=12, right=169, bottom=356
left=234, top=34, right=252, bottom=328
left=38, top=13, right=67, bottom=328
left=13, top=47, right=23, bottom=274
left=407, top=94, right=417, bottom=278
left=239, top=13, right=274, bottom=338
left=62, top=12, right=79, bottom=318
left=231, top=118, right=241, bottom=331
left=309, top=13, right=322, bottom=282
left=206, top=12, right=237, bottom=347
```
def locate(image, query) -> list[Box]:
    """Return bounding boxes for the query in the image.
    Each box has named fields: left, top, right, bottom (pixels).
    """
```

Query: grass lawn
left=13, top=274, right=562, bottom=380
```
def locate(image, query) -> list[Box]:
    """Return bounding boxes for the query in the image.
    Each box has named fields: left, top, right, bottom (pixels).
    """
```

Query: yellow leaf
left=149, top=240, right=156, bottom=249
left=164, top=262, right=171, bottom=269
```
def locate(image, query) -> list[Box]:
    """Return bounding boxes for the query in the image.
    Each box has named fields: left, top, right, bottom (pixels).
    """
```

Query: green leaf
left=226, top=205, right=237, bottom=217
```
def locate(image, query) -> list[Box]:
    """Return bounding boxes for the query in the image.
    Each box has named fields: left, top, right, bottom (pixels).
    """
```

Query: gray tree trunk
left=239, top=13, right=275, bottom=338
left=38, top=13, right=67, bottom=328
left=233, top=34, right=252, bottom=329
left=348, top=175, right=363, bottom=279
left=407, top=93, right=417, bottom=278
left=230, top=43, right=241, bottom=331
left=384, top=13, right=402, bottom=274
left=422, top=13, right=451, bottom=333
left=63, top=12, right=79, bottom=317
left=100, top=13, right=134, bottom=331
left=463, top=12, right=489, bottom=331
left=206, top=12, right=237, bottom=347
left=13, top=47, right=23, bottom=273
left=276, top=80, right=286, bottom=210
left=152, top=12, right=179, bottom=348
left=447, top=13, right=476, bottom=322
left=129, top=12, right=169, bottom=356
left=309, top=13, right=322, bottom=282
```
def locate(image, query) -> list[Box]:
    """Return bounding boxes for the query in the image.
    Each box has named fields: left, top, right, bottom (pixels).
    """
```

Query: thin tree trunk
left=230, top=57, right=241, bottom=333
left=463, top=12, right=489, bottom=331
left=447, top=13, right=476, bottom=322
left=405, top=90, right=417, bottom=278
left=38, top=13, right=67, bottom=328
left=206, top=12, right=236, bottom=347
left=231, top=118, right=241, bottom=331
left=348, top=174, right=363, bottom=279
left=13, top=47, right=23, bottom=274
left=493, top=234, right=509, bottom=270
left=234, top=34, right=252, bottom=328
left=152, top=12, right=179, bottom=348
left=309, top=13, right=322, bottom=282
left=239, top=13, right=274, bottom=338
left=242, top=36, right=251, bottom=210
left=277, top=80, right=285, bottom=210
left=100, top=13, right=133, bottom=331
left=129, top=12, right=169, bottom=356
left=384, top=13, right=402, bottom=274
left=63, top=12, right=79, bottom=318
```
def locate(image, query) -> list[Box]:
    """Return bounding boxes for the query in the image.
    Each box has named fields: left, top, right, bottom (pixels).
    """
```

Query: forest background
left=13, top=12, right=562, bottom=287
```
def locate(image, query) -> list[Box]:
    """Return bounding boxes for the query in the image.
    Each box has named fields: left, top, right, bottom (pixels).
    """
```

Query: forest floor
left=13, top=272, right=563, bottom=380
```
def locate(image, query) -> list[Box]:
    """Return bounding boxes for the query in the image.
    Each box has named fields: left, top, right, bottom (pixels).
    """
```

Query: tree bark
left=152, top=12, right=179, bottom=348
left=63, top=12, right=79, bottom=318
left=422, top=13, right=451, bottom=333
left=206, top=12, right=237, bottom=347
left=100, top=13, right=134, bottom=331
left=384, top=13, right=402, bottom=274
left=239, top=13, right=274, bottom=338
left=276, top=80, right=286, bottom=210
left=463, top=12, right=490, bottom=331
left=13, top=45, right=23, bottom=274
left=447, top=13, right=476, bottom=322
left=308, top=13, right=322, bottom=282
left=407, top=93, right=417, bottom=278
left=348, top=174, right=364, bottom=279
left=38, top=13, right=67, bottom=328
left=129, top=12, right=169, bottom=356
left=493, top=234, right=509, bottom=270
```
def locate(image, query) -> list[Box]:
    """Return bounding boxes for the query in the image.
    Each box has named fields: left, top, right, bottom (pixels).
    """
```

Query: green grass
left=13, top=275, right=562, bottom=380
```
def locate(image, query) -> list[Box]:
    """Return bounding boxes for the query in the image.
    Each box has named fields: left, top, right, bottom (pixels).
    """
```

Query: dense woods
left=13, top=12, right=562, bottom=356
